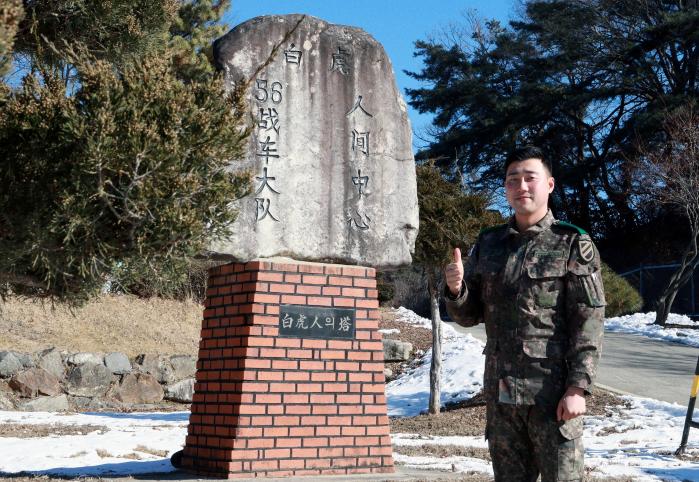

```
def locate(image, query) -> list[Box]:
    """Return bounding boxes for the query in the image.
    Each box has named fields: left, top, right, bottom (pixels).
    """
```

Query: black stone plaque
left=278, top=304, right=356, bottom=339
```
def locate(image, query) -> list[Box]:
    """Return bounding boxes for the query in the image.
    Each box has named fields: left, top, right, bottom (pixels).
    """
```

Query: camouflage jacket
left=445, top=210, right=605, bottom=407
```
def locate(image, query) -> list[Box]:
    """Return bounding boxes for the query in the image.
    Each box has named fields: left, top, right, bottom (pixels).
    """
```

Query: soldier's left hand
left=557, top=386, right=586, bottom=421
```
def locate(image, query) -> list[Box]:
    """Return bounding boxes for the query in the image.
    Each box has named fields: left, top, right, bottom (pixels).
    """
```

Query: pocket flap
left=559, top=417, right=583, bottom=440
left=522, top=339, right=564, bottom=359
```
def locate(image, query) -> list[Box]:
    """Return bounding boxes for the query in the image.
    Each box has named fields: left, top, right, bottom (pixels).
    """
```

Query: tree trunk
left=655, top=231, right=699, bottom=326
left=427, top=269, right=442, bottom=415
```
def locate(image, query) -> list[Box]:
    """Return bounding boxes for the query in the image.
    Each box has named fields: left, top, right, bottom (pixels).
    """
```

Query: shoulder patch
left=479, top=223, right=507, bottom=236
left=577, top=238, right=595, bottom=263
left=554, top=220, right=588, bottom=235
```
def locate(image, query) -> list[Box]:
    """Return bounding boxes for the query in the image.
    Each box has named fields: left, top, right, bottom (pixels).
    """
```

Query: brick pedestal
left=181, top=259, right=394, bottom=478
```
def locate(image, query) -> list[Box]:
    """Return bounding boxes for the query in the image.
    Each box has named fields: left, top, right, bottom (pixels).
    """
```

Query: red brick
left=328, top=340, right=352, bottom=350
left=264, top=448, right=291, bottom=458
left=356, top=320, right=379, bottom=330
left=266, top=305, right=280, bottom=315
left=342, top=426, right=367, bottom=436
left=275, top=437, right=302, bottom=448
left=287, top=349, right=314, bottom=359
left=342, top=266, right=366, bottom=277
left=269, top=382, right=296, bottom=392
left=238, top=404, right=266, bottom=415
left=367, top=425, right=390, bottom=436
left=356, top=299, right=379, bottom=309
left=344, top=446, right=369, bottom=457
left=333, top=298, right=355, bottom=307
left=328, top=276, right=353, bottom=286
left=272, top=360, right=298, bottom=370
left=369, top=445, right=393, bottom=456
left=327, top=416, right=353, bottom=426
left=284, top=371, right=310, bottom=381
left=291, top=448, right=318, bottom=458
left=312, top=404, right=338, bottom=415
left=302, top=274, right=327, bottom=285
left=302, top=339, right=327, bottom=349
left=256, top=272, right=284, bottom=282
left=324, top=265, right=344, bottom=275
left=250, top=460, right=278, bottom=471
left=354, top=277, right=377, bottom=288
left=308, top=296, right=332, bottom=306
left=274, top=415, right=300, bottom=426
left=275, top=338, right=301, bottom=348
left=302, top=437, right=329, bottom=447
left=336, top=361, right=360, bottom=371
left=257, top=371, right=283, bottom=381
left=263, top=426, right=289, bottom=437
left=349, top=372, right=372, bottom=382
left=318, top=447, right=344, bottom=457
left=310, top=393, right=335, bottom=404
left=271, top=262, right=299, bottom=272
left=359, top=341, right=383, bottom=351
left=300, top=361, right=324, bottom=370
left=285, top=404, right=312, bottom=415
left=342, top=287, right=365, bottom=298
left=322, top=383, right=348, bottom=393
left=246, top=438, right=274, bottom=449
left=252, top=293, right=280, bottom=304
left=310, top=372, right=336, bottom=382
left=330, top=457, right=358, bottom=468
left=284, top=274, right=302, bottom=283
left=260, top=348, right=286, bottom=358
left=298, top=417, right=325, bottom=427
left=296, top=383, right=323, bottom=392
left=321, top=286, right=341, bottom=296
left=366, top=289, right=378, bottom=299
left=336, top=394, right=361, bottom=404
left=279, top=459, right=305, bottom=470
left=250, top=415, right=273, bottom=425
left=298, top=264, right=324, bottom=274
left=269, top=283, right=296, bottom=294
left=320, top=350, right=345, bottom=360
left=281, top=295, right=306, bottom=304
left=339, top=405, right=363, bottom=415
left=283, top=393, right=309, bottom=404
left=296, top=284, right=321, bottom=295
left=256, top=393, right=281, bottom=404
left=247, top=337, right=274, bottom=347
left=239, top=382, right=268, bottom=392
left=306, top=458, right=332, bottom=469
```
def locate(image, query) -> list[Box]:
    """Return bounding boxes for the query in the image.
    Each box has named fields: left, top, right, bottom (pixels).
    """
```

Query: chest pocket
left=526, top=257, right=567, bottom=308
left=479, top=256, right=505, bottom=300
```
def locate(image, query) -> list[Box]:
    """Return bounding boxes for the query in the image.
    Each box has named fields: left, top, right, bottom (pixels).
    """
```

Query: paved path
left=448, top=322, right=698, bottom=405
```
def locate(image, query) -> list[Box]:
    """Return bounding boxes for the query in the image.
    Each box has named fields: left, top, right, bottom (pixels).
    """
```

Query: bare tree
left=636, top=104, right=699, bottom=326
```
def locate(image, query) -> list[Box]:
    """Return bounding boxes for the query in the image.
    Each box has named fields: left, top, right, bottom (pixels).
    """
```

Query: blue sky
left=222, top=1, right=516, bottom=151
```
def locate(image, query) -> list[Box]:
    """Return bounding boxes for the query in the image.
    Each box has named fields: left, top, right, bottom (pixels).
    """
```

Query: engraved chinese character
left=255, top=198, right=279, bottom=222
left=352, top=129, right=370, bottom=155
left=330, top=47, right=351, bottom=75
left=282, top=313, right=294, bottom=328
left=339, top=316, right=351, bottom=331
left=255, top=167, right=280, bottom=195
left=295, top=315, right=309, bottom=329
left=257, top=136, right=279, bottom=163
left=347, top=208, right=371, bottom=231
left=352, top=169, right=369, bottom=196
left=284, top=43, right=302, bottom=65
left=311, top=316, right=323, bottom=329
left=346, top=95, right=373, bottom=118
left=258, top=108, right=280, bottom=134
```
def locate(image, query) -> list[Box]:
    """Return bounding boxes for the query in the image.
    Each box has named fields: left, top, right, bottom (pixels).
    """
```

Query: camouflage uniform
left=445, top=210, right=605, bottom=482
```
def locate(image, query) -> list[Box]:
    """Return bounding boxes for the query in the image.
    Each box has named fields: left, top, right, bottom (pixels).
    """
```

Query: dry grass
left=0, top=423, right=109, bottom=438
left=133, top=445, right=169, bottom=457
left=0, top=295, right=202, bottom=356
left=394, top=444, right=491, bottom=461
left=94, top=448, right=112, bottom=458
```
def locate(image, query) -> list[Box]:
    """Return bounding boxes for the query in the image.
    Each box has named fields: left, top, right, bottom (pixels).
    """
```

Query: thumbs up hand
left=445, top=247, right=464, bottom=296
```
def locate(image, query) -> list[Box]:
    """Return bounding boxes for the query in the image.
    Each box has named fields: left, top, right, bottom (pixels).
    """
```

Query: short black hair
left=504, top=146, right=552, bottom=176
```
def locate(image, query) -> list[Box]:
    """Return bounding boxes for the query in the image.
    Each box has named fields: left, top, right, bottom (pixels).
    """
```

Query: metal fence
left=620, top=264, right=699, bottom=318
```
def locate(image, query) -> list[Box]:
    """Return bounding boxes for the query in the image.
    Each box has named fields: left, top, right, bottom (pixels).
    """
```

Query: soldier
left=444, top=146, right=605, bottom=482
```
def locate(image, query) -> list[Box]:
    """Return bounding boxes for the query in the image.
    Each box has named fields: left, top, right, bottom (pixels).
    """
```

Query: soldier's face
left=505, top=158, right=554, bottom=218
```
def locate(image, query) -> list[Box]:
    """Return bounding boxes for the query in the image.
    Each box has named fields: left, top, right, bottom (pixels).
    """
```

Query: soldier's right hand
left=445, top=247, right=464, bottom=296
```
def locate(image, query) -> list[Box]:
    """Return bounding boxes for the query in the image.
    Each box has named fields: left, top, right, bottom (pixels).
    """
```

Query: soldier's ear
left=547, top=176, right=555, bottom=193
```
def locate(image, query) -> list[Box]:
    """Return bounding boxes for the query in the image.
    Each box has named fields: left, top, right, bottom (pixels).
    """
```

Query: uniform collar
left=502, top=210, right=556, bottom=239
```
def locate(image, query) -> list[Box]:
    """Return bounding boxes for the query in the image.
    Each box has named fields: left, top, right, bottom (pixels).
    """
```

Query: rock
left=69, top=395, right=119, bottom=412
left=19, top=394, right=69, bottom=412
left=210, top=14, right=419, bottom=268
left=135, top=354, right=175, bottom=384
left=382, top=339, right=413, bottom=362
left=66, top=352, right=104, bottom=366
left=111, top=373, right=163, bottom=404
left=38, top=348, right=65, bottom=379
left=66, top=362, right=113, bottom=397
left=9, top=368, right=62, bottom=397
left=0, top=351, right=23, bottom=378
left=104, top=352, right=131, bottom=375
left=0, top=381, right=16, bottom=410
left=170, top=355, right=196, bottom=381
left=383, top=368, right=393, bottom=379
left=14, top=352, right=35, bottom=368
left=165, top=378, right=195, bottom=403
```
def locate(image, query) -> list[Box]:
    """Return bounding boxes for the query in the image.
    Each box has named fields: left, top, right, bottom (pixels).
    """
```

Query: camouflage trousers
left=487, top=402, right=584, bottom=482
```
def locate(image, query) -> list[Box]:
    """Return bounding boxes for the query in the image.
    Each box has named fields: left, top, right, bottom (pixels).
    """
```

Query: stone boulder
left=66, top=362, right=113, bottom=397
left=111, top=373, right=163, bottom=404
left=66, top=352, right=104, bottom=366
left=135, top=354, right=175, bottom=384
left=170, top=355, right=196, bottom=381
left=19, top=394, right=69, bottom=412
left=104, top=352, right=131, bottom=375
left=0, top=351, right=23, bottom=378
left=9, top=368, right=62, bottom=398
left=210, top=14, right=419, bottom=267
left=38, top=348, right=65, bottom=379
left=382, top=339, right=413, bottom=362
left=165, top=378, right=195, bottom=403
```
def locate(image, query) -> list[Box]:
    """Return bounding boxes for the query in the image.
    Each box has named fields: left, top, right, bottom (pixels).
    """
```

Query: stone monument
left=178, top=14, right=419, bottom=479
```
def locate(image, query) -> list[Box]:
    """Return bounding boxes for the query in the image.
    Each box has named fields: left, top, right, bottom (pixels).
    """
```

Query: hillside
left=0, top=295, right=202, bottom=356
